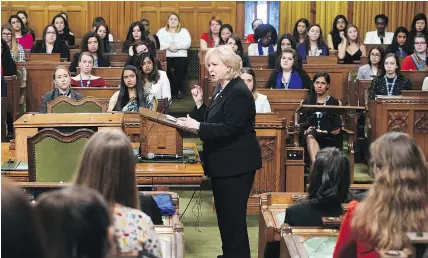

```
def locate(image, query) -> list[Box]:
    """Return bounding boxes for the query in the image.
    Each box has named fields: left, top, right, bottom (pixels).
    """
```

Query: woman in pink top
left=8, top=15, right=33, bottom=50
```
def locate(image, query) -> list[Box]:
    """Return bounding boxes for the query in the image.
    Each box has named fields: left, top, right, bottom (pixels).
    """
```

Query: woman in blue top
left=386, top=27, right=412, bottom=58
left=266, top=48, right=311, bottom=89
left=297, top=24, right=329, bottom=62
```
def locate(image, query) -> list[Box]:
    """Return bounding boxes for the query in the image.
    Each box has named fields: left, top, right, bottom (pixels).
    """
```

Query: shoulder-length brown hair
left=345, top=24, right=362, bottom=46
left=74, top=129, right=139, bottom=209
left=352, top=132, right=428, bottom=251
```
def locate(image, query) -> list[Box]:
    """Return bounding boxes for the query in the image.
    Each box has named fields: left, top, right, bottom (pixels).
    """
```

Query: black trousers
left=166, top=57, right=188, bottom=95
left=211, top=171, right=256, bottom=258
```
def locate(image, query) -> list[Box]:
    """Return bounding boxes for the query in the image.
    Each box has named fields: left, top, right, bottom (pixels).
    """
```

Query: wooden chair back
left=47, top=96, right=107, bottom=113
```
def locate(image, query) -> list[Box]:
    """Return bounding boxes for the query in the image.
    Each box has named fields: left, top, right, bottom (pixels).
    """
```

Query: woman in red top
left=200, top=16, right=222, bottom=51
left=333, top=132, right=428, bottom=258
left=401, top=34, right=428, bottom=71
left=71, top=52, right=106, bottom=87
left=8, top=15, right=34, bottom=50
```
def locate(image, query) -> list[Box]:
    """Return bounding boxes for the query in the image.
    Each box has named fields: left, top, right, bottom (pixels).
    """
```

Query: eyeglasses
left=414, top=42, right=427, bottom=46
left=2, top=33, right=12, bottom=36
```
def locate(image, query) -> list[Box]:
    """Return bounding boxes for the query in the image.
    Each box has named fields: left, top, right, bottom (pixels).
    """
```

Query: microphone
left=138, top=99, right=173, bottom=157
left=146, top=152, right=183, bottom=160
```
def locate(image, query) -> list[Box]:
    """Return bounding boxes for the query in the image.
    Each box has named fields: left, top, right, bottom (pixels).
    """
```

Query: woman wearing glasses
left=401, top=34, right=428, bottom=71
left=357, top=46, right=386, bottom=80
left=248, top=24, right=278, bottom=56
left=1, top=24, right=25, bottom=62
left=30, top=24, right=70, bottom=61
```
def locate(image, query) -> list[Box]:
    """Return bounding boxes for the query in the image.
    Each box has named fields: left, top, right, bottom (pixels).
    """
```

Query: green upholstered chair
left=27, top=128, right=94, bottom=182
left=47, top=96, right=107, bottom=113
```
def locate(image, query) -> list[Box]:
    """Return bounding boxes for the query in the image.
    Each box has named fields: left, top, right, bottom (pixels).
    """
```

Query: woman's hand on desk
left=191, top=85, right=204, bottom=108
left=177, top=114, right=200, bottom=130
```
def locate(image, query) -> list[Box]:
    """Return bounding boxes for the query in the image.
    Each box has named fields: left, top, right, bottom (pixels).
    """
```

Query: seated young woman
left=16, top=10, right=35, bottom=42
left=334, top=132, right=428, bottom=258
left=241, top=67, right=271, bottom=113
left=368, top=53, right=412, bottom=100
left=122, top=21, right=150, bottom=54
left=401, top=34, right=428, bottom=71
left=125, top=40, right=162, bottom=70
left=327, top=15, right=348, bottom=52
left=338, top=24, right=366, bottom=64
left=226, top=34, right=251, bottom=68
left=40, top=65, right=84, bottom=113
left=357, top=46, right=385, bottom=80
left=297, top=24, right=329, bottom=62
left=2, top=24, right=25, bottom=62
left=69, top=32, right=111, bottom=73
left=218, top=24, right=233, bottom=45
left=140, top=19, right=160, bottom=50
left=51, top=13, right=75, bottom=46
left=95, top=23, right=114, bottom=53
left=108, top=65, right=147, bottom=112
left=70, top=52, right=106, bottom=88
left=268, top=33, right=302, bottom=69
left=300, top=72, right=342, bottom=164
left=248, top=24, right=278, bottom=56
left=293, top=18, right=310, bottom=45
left=200, top=16, right=222, bottom=51
left=8, top=15, right=34, bottom=50
left=74, top=129, right=162, bottom=256
left=92, top=16, right=114, bottom=42
left=34, top=186, right=114, bottom=258
left=30, top=24, right=70, bottom=61
left=386, top=27, right=412, bottom=58
left=266, top=48, right=311, bottom=89
left=139, top=52, right=171, bottom=110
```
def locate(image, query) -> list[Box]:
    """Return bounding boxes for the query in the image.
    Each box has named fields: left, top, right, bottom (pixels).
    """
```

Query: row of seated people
left=264, top=132, right=428, bottom=257
left=2, top=129, right=165, bottom=258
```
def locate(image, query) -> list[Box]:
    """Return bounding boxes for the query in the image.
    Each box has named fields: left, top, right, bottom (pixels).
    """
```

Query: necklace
left=282, top=72, right=292, bottom=89
left=309, top=46, right=319, bottom=56
left=315, top=95, right=330, bottom=129
left=80, top=74, right=91, bottom=88
left=384, top=75, right=397, bottom=96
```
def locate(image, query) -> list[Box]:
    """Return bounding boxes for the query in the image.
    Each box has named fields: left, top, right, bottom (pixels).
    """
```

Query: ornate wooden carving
left=414, top=111, right=428, bottom=134
left=257, top=137, right=275, bottom=161
left=388, top=110, right=408, bottom=133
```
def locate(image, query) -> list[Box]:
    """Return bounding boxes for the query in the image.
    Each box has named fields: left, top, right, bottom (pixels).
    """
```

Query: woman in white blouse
left=139, top=52, right=171, bottom=109
left=240, top=67, right=271, bottom=113
left=157, top=12, right=191, bottom=99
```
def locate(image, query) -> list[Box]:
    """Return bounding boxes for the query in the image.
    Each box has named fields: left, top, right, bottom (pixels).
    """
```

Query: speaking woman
left=177, top=45, right=262, bottom=258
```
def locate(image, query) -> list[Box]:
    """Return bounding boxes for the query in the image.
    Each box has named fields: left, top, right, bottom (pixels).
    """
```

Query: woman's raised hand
left=191, top=85, right=204, bottom=107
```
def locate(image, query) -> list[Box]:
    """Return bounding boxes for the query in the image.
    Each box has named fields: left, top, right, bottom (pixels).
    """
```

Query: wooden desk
left=4, top=75, right=21, bottom=131
left=13, top=113, right=123, bottom=161
left=1, top=142, right=204, bottom=190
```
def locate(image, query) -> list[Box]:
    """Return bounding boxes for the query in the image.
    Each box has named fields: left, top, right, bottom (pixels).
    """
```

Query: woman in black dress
left=368, top=53, right=412, bottom=100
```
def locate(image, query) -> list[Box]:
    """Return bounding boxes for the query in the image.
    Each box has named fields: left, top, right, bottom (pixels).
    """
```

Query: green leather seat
left=51, top=101, right=104, bottom=113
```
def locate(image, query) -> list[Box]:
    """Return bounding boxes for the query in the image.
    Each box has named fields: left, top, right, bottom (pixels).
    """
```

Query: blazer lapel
left=204, top=77, right=239, bottom=120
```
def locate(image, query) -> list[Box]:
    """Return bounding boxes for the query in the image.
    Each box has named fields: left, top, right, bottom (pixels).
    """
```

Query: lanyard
left=282, top=73, right=292, bottom=89
left=384, top=75, right=397, bottom=96
left=80, top=74, right=91, bottom=88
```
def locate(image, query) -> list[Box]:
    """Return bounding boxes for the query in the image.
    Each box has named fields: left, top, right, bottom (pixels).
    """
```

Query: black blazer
left=266, top=69, right=312, bottom=89
left=58, top=32, right=75, bottom=46
left=190, top=77, right=262, bottom=178
left=69, top=52, right=111, bottom=73
left=30, top=40, right=71, bottom=61
left=40, top=88, right=84, bottom=113
left=284, top=200, right=343, bottom=226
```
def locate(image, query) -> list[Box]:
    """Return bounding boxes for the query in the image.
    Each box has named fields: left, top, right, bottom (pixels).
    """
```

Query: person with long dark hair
left=334, top=132, right=428, bottom=257
left=357, top=46, right=386, bottom=80
left=157, top=12, right=191, bottom=99
left=268, top=33, right=302, bottom=69
left=69, top=32, right=111, bottom=73
left=297, top=24, right=329, bottom=61
left=92, top=16, right=114, bottom=42
left=16, top=10, right=35, bottom=42
left=248, top=24, right=278, bottom=56
left=31, top=24, right=70, bottom=61
left=200, top=16, right=222, bottom=51
left=246, top=18, right=263, bottom=43
left=386, top=27, right=412, bottom=58
left=219, top=24, right=233, bottom=45
left=2, top=24, right=25, bottom=62
left=368, top=53, right=412, bottom=100
left=408, top=13, right=428, bottom=45
left=51, top=13, right=75, bottom=46
left=226, top=34, right=251, bottom=68
left=401, top=34, right=428, bottom=71
left=299, top=72, right=342, bottom=163
left=241, top=67, right=271, bottom=113
left=139, top=52, right=171, bottom=109
left=95, top=23, right=114, bottom=53
left=327, top=14, right=348, bottom=51
left=267, top=48, right=311, bottom=89
left=293, top=18, right=310, bottom=45
left=8, top=15, right=33, bottom=50
left=122, top=21, right=149, bottom=54
left=108, top=65, right=147, bottom=112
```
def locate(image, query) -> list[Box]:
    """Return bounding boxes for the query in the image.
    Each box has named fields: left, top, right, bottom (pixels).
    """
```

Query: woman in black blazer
left=69, top=32, right=111, bottom=73
left=177, top=45, right=262, bottom=258
left=30, top=24, right=70, bottom=61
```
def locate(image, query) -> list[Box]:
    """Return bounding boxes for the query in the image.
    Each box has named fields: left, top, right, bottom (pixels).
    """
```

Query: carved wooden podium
left=139, top=108, right=196, bottom=157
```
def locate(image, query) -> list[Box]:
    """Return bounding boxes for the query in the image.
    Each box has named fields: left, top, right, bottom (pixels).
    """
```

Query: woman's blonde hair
left=2, top=24, right=18, bottom=61
left=165, top=12, right=181, bottom=33
left=205, top=45, right=242, bottom=80
left=345, top=24, right=362, bottom=46
left=74, top=129, right=140, bottom=210
left=51, top=65, right=71, bottom=88
left=352, top=132, right=428, bottom=251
